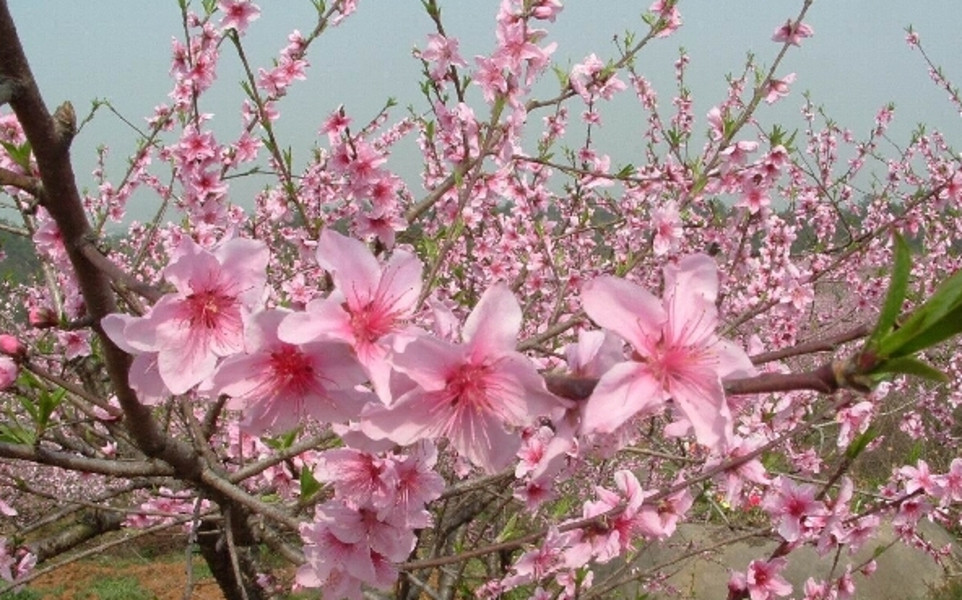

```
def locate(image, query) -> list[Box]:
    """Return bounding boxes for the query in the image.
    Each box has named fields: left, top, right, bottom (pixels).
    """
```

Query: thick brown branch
left=0, top=441, right=174, bottom=477
left=0, top=0, right=205, bottom=482
left=30, top=509, right=124, bottom=562
left=544, top=362, right=842, bottom=402
left=75, top=240, right=163, bottom=304
left=0, top=165, right=42, bottom=197
left=723, top=363, right=839, bottom=395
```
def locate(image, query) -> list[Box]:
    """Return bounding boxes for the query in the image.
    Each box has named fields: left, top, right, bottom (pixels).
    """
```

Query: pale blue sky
left=6, top=2, right=962, bottom=221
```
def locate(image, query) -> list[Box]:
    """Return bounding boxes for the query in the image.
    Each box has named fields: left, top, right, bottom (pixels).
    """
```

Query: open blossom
left=361, top=284, right=565, bottom=473
left=570, top=54, right=626, bottom=103
left=636, top=486, right=692, bottom=540
left=763, top=476, right=826, bottom=542
left=707, top=106, right=725, bottom=140
left=649, top=0, right=682, bottom=37
left=500, top=527, right=573, bottom=591
left=218, top=0, right=261, bottom=33
left=297, top=503, right=401, bottom=597
left=899, top=459, right=940, bottom=496
left=764, top=73, right=796, bottom=104
left=105, top=237, right=269, bottom=395
left=651, top=202, right=683, bottom=255
left=729, top=557, right=792, bottom=600
left=579, top=255, right=754, bottom=451
left=772, top=19, right=813, bottom=46
left=278, top=229, right=422, bottom=403
left=0, top=356, right=16, bottom=391
left=207, top=309, right=372, bottom=434
left=564, top=470, right=647, bottom=567
left=836, top=400, right=873, bottom=447
left=419, top=33, right=468, bottom=81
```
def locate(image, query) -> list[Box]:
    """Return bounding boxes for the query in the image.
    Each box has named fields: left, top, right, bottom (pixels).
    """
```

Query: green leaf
left=0, top=140, right=32, bottom=171
left=844, top=427, right=878, bottom=460
left=495, top=512, right=520, bottom=543
left=16, top=395, right=38, bottom=423
left=865, top=234, right=911, bottom=350
left=36, top=387, right=65, bottom=430
left=263, top=428, right=299, bottom=450
left=299, top=467, right=321, bottom=500
left=869, top=356, right=949, bottom=383
left=878, top=267, right=962, bottom=358
left=0, top=423, right=33, bottom=445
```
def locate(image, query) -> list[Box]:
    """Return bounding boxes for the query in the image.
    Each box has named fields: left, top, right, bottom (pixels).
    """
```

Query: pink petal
left=669, top=374, right=732, bottom=451
left=580, top=362, right=663, bottom=434
left=103, top=312, right=159, bottom=354
left=663, top=254, right=719, bottom=303
left=215, top=238, right=270, bottom=306
left=164, top=238, right=217, bottom=295
left=375, top=250, right=422, bottom=320
left=581, top=276, right=664, bottom=352
left=316, top=229, right=381, bottom=307
left=128, top=353, right=168, bottom=404
left=716, top=338, right=755, bottom=379
left=463, top=283, right=521, bottom=356
left=391, top=335, right=465, bottom=392
left=156, top=323, right=221, bottom=394
left=451, top=411, right=521, bottom=473
left=277, top=297, right=353, bottom=345
left=361, top=389, right=446, bottom=446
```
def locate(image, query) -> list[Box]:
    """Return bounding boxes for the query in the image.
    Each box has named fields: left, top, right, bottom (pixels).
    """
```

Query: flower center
left=269, top=346, right=316, bottom=395
left=185, top=289, right=234, bottom=329
left=446, top=363, right=491, bottom=410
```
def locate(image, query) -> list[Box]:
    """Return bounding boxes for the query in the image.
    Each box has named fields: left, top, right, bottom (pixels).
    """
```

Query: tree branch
left=0, top=441, right=174, bottom=477
left=0, top=165, right=42, bottom=198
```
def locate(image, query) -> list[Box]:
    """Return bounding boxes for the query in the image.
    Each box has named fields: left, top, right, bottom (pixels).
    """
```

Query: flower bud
left=0, top=334, right=23, bottom=358
left=27, top=307, right=57, bottom=329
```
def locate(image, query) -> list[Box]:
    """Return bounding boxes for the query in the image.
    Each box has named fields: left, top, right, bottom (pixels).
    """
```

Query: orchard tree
left=0, top=1, right=961, bottom=599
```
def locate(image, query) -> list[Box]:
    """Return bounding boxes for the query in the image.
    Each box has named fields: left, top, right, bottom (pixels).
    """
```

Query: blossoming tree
left=0, top=1, right=961, bottom=599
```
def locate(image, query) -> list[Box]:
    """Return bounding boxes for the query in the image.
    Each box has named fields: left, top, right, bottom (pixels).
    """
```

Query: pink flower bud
left=0, top=356, right=18, bottom=390
left=0, top=334, right=23, bottom=358
left=28, top=307, right=57, bottom=329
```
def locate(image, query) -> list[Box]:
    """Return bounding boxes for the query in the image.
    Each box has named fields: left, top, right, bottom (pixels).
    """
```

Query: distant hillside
left=0, top=221, right=40, bottom=284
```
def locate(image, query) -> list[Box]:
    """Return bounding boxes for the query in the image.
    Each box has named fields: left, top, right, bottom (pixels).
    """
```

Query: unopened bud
left=28, top=307, right=57, bottom=329
left=0, top=334, right=23, bottom=359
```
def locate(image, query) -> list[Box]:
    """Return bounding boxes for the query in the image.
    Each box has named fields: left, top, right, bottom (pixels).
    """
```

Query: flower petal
left=580, top=361, right=663, bottom=434
left=581, top=276, right=664, bottom=352
left=317, top=229, right=381, bottom=308
left=463, top=283, right=521, bottom=355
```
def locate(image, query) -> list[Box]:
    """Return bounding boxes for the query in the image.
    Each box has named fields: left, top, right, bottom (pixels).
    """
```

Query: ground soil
left=28, top=557, right=226, bottom=600
left=15, top=532, right=228, bottom=600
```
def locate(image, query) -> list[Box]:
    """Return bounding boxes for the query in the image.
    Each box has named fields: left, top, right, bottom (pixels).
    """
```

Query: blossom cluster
left=5, top=1, right=962, bottom=599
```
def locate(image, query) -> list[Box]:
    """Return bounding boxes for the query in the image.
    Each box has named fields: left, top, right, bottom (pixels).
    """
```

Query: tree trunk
left=196, top=516, right=266, bottom=600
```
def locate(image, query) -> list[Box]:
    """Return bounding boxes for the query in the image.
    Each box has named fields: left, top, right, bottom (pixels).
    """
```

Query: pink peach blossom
left=579, top=254, right=753, bottom=451
left=729, top=557, right=792, bottom=600
left=218, top=0, right=260, bottom=33
left=772, top=19, right=813, bottom=46
left=361, top=284, right=564, bottom=473
left=108, top=237, right=268, bottom=394
left=208, top=309, right=371, bottom=434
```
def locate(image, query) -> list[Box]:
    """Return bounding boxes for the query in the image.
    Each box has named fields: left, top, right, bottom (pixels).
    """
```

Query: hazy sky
left=6, top=1, right=962, bottom=221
